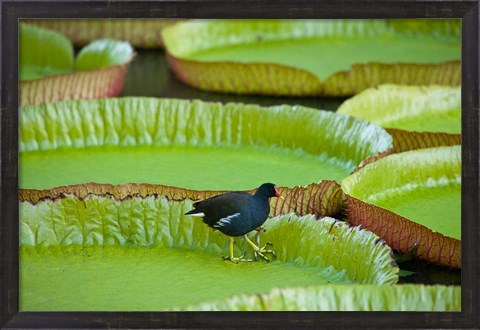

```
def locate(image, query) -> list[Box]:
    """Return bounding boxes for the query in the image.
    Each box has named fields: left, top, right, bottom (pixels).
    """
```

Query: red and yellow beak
left=274, top=185, right=284, bottom=199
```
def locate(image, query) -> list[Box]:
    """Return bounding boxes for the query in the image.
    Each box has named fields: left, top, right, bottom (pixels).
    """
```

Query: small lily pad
left=19, top=97, right=392, bottom=190
left=341, top=146, right=461, bottom=268
left=162, top=19, right=460, bottom=96
left=337, top=85, right=461, bottom=152
left=20, top=23, right=74, bottom=80
left=19, top=186, right=398, bottom=311
left=20, top=23, right=135, bottom=106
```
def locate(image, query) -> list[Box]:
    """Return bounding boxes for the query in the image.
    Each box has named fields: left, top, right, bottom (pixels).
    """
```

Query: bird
left=185, top=183, right=283, bottom=263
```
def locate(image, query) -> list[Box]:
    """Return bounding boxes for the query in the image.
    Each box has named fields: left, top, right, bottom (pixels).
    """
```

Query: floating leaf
left=22, top=19, right=181, bottom=48
left=19, top=97, right=392, bottom=190
left=341, top=146, right=461, bottom=268
left=20, top=181, right=344, bottom=219
left=20, top=23, right=135, bottom=106
left=74, top=39, right=135, bottom=71
left=183, top=284, right=460, bottom=311
left=162, top=19, right=460, bottom=97
left=337, top=85, right=461, bottom=152
left=19, top=186, right=398, bottom=311
left=20, top=23, right=74, bottom=80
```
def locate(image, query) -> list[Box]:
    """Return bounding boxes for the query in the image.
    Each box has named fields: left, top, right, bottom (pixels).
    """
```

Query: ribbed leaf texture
left=386, top=128, right=461, bottom=153
left=183, top=284, right=460, bottom=311
left=20, top=65, right=128, bottom=106
left=322, top=63, right=460, bottom=97
left=23, top=19, right=180, bottom=48
left=20, top=185, right=398, bottom=285
left=162, top=20, right=460, bottom=96
left=20, top=181, right=343, bottom=219
left=342, top=146, right=461, bottom=268
left=345, top=195, right=460, bottom=268
left=20, top=23, right=134, bottom=106
left=20, top=97, right=392, bottom=173
left=338, top=85, right=461, bottom=152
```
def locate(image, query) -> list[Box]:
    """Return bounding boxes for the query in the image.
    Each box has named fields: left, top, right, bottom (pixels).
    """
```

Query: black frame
left=1, top=1, right=479, bottom=328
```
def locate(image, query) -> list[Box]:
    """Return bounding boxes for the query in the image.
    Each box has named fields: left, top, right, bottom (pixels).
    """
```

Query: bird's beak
left=274, top=186, right=283, bottom=199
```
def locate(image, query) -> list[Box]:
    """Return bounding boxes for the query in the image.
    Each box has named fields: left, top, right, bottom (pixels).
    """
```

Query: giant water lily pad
left=162, top=19, right=460, bottom=97
left=183, top=284, right=460, bottom=311
left=337, top=85, right=461, bottom=152
left=19, top=185, right=398, bottom=311
left=341, top=146, right=461, bottom=268
left=20, top=181, right=345, bottom=219
left=19, top=97, right=392, bottom=190
left=20, top=23, right=135, bottom=106
left=23, top=19, right=180, bottom=48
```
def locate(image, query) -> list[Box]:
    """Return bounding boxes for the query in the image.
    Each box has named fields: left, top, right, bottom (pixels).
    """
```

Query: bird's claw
left=254, top=242, right=276, bottom=262
left=222, top=253, right=254, bottom=264
left=254, top=250, right=270, bottom=263
left=260, top=241, right=276, bottom=257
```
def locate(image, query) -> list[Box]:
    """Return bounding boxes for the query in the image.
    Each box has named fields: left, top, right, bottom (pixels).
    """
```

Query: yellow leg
left=254, top=228, right=276, bottom=259
left=222, top=237, right=254, bottom=263
left=244, top=235, right=275, bottom=263
left=229, top=236, right=234, bottom=258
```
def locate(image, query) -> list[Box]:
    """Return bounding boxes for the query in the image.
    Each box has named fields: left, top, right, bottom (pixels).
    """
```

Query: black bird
left=185, top=183, right=282, bottom=263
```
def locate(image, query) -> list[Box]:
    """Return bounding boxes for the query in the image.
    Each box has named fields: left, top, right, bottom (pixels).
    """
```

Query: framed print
left=1, top=1, right=479, bottom=328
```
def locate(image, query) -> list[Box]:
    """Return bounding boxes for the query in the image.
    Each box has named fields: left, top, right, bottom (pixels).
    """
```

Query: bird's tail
left=185, top=209, right=205, bottom=217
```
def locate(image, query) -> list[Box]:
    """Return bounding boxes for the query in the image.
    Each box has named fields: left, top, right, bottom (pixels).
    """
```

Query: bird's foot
left=259, top=241, right=276, bottom=257
left=222, top=253, right=255, bottom=264
left=254, top=250, right=270, bottom=263
left=255, top=241, right=276, bottom=262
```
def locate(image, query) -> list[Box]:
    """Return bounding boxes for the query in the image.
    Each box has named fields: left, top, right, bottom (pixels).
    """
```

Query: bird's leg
left=222, top=237, right=254, bottom=263
left=243, top=235, right=272, bottom=263
left=254, top=227, right=276, bottom=260
left=254, top=227, right=265, bottom=246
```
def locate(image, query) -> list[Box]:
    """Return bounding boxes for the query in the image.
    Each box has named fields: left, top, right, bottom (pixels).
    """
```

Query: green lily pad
left=183, top=284, right=460, bottom=311
left=22, top=18, right=181, bottom=48
left=74, top=39, right=135, bottom=71
left=20, top=181, right=345, bottom=220
left=341, top=146, right=461, bottom=268
left=20, top=23, right=135, bottom=106
left=337, top=85, right=461, bottom=152
left=20, top=23, right=74, bottom=80
left=162, top=19, right=460, bottom=97
left=19, top=97, right=392, bottom=190
left=19, top=187, right=398, bottom=311
left=338, top=85, right=461, bottom=133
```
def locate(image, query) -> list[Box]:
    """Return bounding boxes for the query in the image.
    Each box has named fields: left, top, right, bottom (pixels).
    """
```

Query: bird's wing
left=191, top=192, right=251, bottom=227
left=192, top=191, right=249, bottom=213
left=185, top=194, right=233, bottom=215
left=213, top=212, right=241, bottom=229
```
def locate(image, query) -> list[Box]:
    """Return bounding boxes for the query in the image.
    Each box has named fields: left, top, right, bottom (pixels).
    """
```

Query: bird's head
left=255, top=183, right=282, bottom=199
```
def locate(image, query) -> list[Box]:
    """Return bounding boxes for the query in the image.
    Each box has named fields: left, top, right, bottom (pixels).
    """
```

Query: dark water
left=121, top=49, right=345, bottom=110
left=120, top=49, right=461, bottom=286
